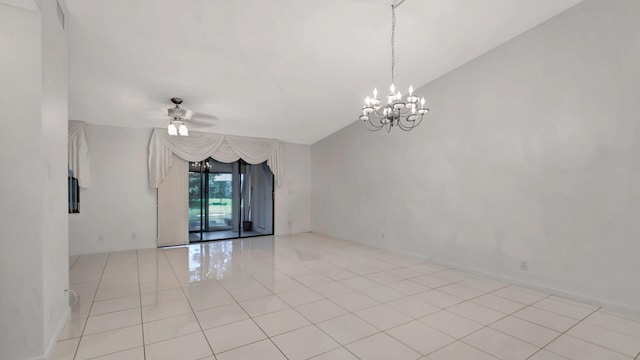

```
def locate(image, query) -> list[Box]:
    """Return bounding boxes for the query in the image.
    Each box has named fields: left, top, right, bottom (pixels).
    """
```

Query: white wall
left=38, top=0, right=70, bottom=352
left=70, top=127, right=311, bottom=253
left=312, top=0, right=640, bottom=313
left=0, top=5, right=44, bottom=359
left=69, top=125, right=157, bottom=255
left=0, top=1, right=69, bottom=358
left=275, top=142, right=311, bottom=235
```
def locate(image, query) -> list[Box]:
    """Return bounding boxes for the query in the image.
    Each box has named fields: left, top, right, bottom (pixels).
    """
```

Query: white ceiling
left=66, top=0, right=582, bottom=144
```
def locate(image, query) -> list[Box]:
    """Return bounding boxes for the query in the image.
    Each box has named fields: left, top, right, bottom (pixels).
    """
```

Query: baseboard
left=315, top=231, right=640, bottom=318
left=26, top=305, right=71, bottom=360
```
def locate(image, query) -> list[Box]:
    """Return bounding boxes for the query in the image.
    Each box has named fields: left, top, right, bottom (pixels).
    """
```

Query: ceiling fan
left=166, top=97, right=218, bottom=136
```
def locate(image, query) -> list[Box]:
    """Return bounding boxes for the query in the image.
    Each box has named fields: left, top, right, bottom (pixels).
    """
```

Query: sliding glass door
left=189, top=158, right=273, bottom=242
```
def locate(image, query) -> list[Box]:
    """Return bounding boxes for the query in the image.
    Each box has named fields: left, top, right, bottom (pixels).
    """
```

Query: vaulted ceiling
left=65, top=0, right=582, bottom=144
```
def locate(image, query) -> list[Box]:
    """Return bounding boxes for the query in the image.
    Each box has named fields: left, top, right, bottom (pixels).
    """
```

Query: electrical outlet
left=520, top=261, right=528, bottom=271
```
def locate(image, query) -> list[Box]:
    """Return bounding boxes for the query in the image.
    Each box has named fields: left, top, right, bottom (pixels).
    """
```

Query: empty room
left=1, top=0, right=639, bottom=359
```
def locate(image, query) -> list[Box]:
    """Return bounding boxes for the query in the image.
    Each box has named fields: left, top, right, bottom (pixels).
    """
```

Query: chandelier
left=360, top=0, right=429, bottom=132
left=167, top=97, right=189, bottom=136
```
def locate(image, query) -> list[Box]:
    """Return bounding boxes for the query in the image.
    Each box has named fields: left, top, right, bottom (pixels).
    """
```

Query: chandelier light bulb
left=390, top=84, right=395, bottom=93
left=409, top=85, right=413, bottom=95
left=421, top=97, right=425, bottom=106
left=373, top=87, right=378, bottom=99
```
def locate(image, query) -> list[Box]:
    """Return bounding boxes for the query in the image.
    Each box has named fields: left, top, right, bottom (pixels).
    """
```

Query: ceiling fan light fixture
left=168, top=121, right=178, bottom=136
left=168, top=106, right=187, bottom=118
left=178, top=123, right=188, bottom=136
left=167, top=97, right=189, bottom=136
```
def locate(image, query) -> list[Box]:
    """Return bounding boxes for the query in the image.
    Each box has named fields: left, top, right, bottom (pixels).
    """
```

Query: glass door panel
left=188, top=172, right=203, bottom=234
left=189, top=158, right=273, bottom=242
left=207, top=173, right=232, bottom=231
left=239, top=161, right=274, bottom=238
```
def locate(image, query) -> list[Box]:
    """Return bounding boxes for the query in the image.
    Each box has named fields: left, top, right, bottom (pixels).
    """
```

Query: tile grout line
left=230, top=246, right=364, bottom=357
left=69, top=237, right=637, bottom=360
left=72, top=253, right=111, bottom=360
left=371, top=279, right=549, bottom=358
left=216, top=274, right=292, bottom=359
left=524, top=306, right=600, bottom=360
left=240, top=241, right=545, bottom=359
left=382, top=317, right=445, bottom=357
left=214, top=242, right=369, bottom=359
left=252, top=262, right=420, bottom=358
left=162, top=248, right=224, bottom=359
left=384, top=275, right=516, bottom=356
left=276, top=236, right=639, bottom=356
left=231, top=253, right=333, bottom=360
left=248, top=240, right=478, bottom=357
left=535, top=306, right=640, bottom=359
left=445, top=285, right=613, bottom=360
left=135, top=250, right=146, bottom=360
left=68, top=256, right=81, bottom=271
left=374, top=264, right=570, bottom=359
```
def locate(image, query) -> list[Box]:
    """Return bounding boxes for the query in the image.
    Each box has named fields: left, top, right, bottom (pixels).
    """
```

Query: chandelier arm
left=363, top=119, right=385, bottom=131
left=396, top=115, right=423, bottom=131
left=397, top=120, right=415, bottom=131
left=413, top=116, right=424, bottom=128
left=397, top=122, right=417, bottom=132
left=373, top=108, right=387, bottom=117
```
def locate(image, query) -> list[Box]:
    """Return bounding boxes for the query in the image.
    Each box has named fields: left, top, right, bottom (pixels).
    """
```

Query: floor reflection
left=165, top=237, right=275, bottom=284
left=188, top=241, right=233, bottom=281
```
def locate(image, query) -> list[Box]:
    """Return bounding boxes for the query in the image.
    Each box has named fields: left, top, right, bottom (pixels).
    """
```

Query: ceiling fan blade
left=188, top=117, right=217, bottom=128
left=190, top=111, right=218, bottom=121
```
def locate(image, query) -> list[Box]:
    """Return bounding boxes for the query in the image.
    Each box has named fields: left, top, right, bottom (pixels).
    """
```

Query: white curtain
left=68, top=120, right=91, bottom=188
left=148, top=129, right=283, bottom=188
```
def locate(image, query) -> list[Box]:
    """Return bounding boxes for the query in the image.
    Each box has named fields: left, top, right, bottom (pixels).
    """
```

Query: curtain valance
left=68, top=120, right=91, bottom=188
left=148, top=129, right=283, bottom=188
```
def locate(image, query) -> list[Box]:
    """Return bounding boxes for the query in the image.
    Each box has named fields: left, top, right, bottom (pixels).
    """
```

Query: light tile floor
left=55, top=233, right=640, bottom=360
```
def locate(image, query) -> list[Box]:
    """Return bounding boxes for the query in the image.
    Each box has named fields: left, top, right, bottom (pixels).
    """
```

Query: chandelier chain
left=390, top=0, right=406, bottom=85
